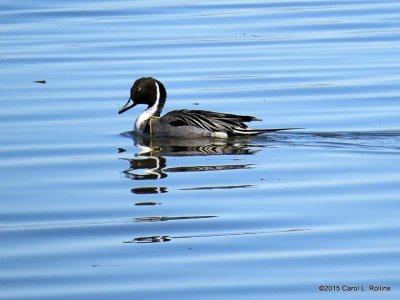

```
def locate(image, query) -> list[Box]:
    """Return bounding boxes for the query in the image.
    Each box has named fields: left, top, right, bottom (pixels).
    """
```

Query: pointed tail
left=231, top=127, right=304, bottom=135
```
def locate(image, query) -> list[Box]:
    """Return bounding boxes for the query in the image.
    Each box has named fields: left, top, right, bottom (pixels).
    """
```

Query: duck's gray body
left=151, top=112, right=228, bottom=138
left=150, top=109, right=279, bottom=138
left=119, top=77, right=297, bottom=138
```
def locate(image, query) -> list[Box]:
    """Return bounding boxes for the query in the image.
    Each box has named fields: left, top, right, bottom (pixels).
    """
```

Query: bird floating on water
left=119, top=77, right=299, bottom=138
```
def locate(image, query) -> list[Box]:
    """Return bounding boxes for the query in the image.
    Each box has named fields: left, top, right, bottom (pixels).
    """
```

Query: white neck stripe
left=154, top=81, right=160, bottom=105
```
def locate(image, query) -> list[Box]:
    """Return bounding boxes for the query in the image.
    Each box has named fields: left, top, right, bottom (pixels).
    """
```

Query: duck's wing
left=162, top=109, right=298, bottom=136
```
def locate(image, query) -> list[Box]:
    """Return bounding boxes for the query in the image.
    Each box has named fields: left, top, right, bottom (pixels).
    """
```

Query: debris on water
left=118, top=148, right=127, bottom=153
left=34, top=80, right=46, bottom=84
left=135, top=202, right=160, bottom=206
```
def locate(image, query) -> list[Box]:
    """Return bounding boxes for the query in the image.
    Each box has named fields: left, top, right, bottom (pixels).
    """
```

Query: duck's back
left=150, top=110, right=225, bottom=138
left=149, top=109, right=260, bottom=138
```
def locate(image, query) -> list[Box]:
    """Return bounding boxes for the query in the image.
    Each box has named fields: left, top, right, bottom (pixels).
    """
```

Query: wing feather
left=164, top=109, right=298, bottom=136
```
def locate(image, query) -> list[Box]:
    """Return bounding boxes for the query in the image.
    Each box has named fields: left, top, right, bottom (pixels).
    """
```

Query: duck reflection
left=131, top=187, right=167, bottom=194
left=124, top=228, right=311, bottom=244
left=121, top=131, right=259, bottom=155
left=119, top=133, right=265, bottom=244
left=121, top=156, right=167, bottom=180
left=120, top=133, right=258, bottom=188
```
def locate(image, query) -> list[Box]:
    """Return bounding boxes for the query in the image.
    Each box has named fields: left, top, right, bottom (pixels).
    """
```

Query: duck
left=119, top=77, right=297, bottom=138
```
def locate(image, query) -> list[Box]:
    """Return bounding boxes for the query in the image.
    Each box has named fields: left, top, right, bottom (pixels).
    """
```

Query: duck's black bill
left=118, top=98, right=136, bottom=114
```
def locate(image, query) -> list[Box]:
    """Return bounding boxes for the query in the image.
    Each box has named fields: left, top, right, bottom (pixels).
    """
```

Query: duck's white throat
left=135, top=82, right=160, bottom=133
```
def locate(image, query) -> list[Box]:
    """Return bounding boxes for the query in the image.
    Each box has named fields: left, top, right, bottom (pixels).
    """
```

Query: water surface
left=1, top=1, right=400, bottom=299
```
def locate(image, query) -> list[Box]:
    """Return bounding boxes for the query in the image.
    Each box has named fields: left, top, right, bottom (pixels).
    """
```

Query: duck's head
left=118, top=77, right=167, bottom=116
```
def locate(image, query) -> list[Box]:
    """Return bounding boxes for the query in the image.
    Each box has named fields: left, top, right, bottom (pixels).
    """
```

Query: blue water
left=1, top=1, right=400, bottom=299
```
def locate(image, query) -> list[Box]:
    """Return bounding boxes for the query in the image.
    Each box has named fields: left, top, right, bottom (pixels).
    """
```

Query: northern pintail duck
left=119, top=77, right=297, bottom=138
